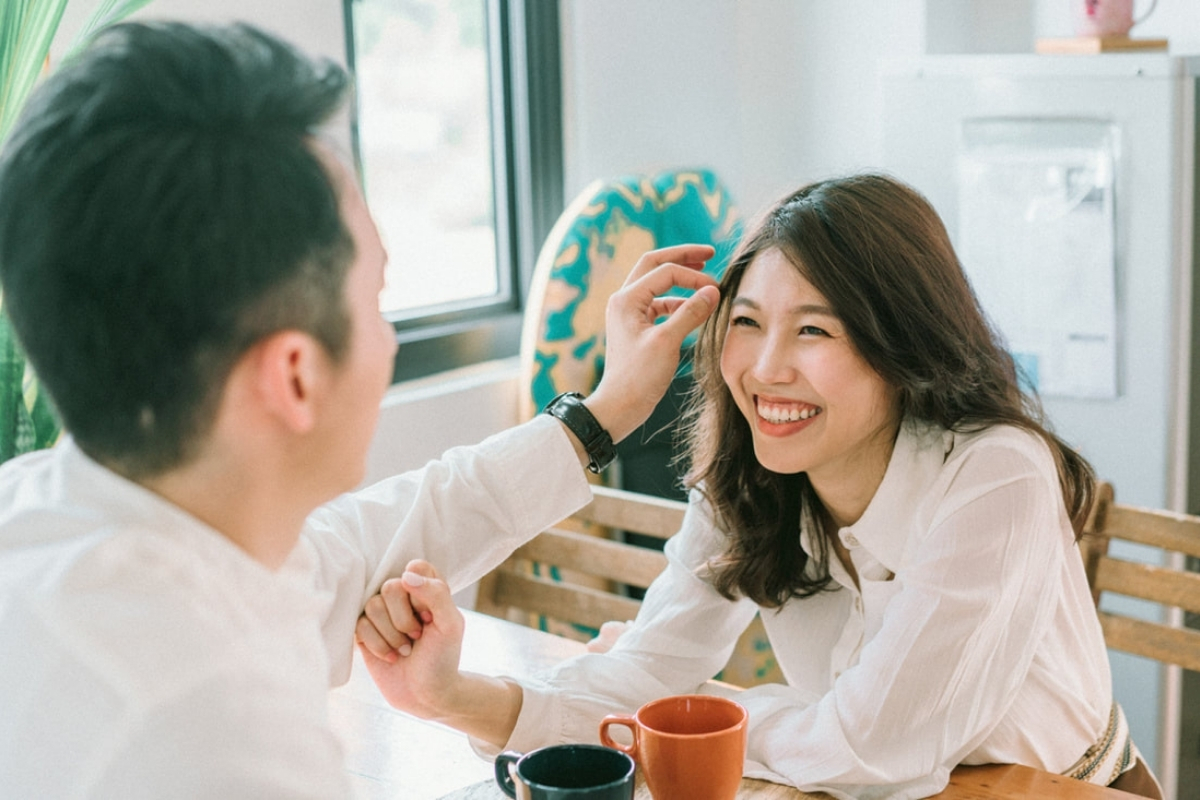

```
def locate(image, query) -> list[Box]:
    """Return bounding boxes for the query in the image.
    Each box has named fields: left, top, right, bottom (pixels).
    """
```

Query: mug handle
left=1134, top=0, right=1158, bottom=26
left=494, top=750, right=522, bottom=798
left=599, top=714, right=639, bottom=759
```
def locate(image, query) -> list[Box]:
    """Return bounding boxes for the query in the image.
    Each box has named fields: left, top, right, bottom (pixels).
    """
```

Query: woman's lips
left=754, top=398, right=822, bottom=436
left=756, top=398, right=822, bottom=424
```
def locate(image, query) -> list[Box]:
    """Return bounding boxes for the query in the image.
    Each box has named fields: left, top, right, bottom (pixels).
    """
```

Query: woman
left=358, top=174, right=1160, bottom=800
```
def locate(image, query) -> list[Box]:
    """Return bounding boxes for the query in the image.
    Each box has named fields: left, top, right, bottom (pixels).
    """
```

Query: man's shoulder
left=0, top=440, right=127, bottom=543
left=1, top=528, right=251, bottom=685
left=0, top=581, right=336, bottom=798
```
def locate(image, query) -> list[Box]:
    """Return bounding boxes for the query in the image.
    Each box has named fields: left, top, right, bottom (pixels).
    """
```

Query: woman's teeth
left=757, top=402, right=821, bottom=424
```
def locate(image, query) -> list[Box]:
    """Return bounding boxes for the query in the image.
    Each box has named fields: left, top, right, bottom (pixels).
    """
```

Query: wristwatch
left=542, top=391, right=616, bottom=473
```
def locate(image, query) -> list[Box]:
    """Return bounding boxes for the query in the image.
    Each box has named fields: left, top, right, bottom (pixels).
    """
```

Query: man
left=0, top=21, right=718, bottom=798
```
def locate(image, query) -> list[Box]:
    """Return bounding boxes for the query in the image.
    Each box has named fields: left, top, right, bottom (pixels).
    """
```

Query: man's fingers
left=399, top=560, right=462, bottom=636
left=380, top=577, right=424, bottom=640
left=355, top=615, right=400, bottom=662
left=623, top=263, right=720, bottom=305
left=651, top=284, right=719, bottom=340
left=362, top=590, right=415, bottom=650
left=624, top=244, right=716, bottom=284
left=361, top=595, right=402, bottom=649
left=403, top=558, right=440, bottom=579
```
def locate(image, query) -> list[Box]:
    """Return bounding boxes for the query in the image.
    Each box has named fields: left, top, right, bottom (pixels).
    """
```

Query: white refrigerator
left=882, top=53, right=1200, bottom=798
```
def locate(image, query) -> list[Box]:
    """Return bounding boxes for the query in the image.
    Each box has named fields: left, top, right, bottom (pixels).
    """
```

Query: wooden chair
left=1081, top=481, right=1200, bottom=671
left=474, top=484, right=784, bottom=686
left=475, top=485, right=682, bottom=635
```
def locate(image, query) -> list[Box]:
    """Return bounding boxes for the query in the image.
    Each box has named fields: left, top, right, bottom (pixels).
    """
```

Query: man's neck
left=134, top=454, right=310, bottom=570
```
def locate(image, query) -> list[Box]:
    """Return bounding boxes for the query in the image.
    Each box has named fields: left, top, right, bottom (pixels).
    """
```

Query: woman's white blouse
left=503, top=421, right=1112, bottom=800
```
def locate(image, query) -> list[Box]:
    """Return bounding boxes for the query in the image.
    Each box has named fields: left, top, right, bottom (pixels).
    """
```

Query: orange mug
left=599, top=694, right=747, bottom=800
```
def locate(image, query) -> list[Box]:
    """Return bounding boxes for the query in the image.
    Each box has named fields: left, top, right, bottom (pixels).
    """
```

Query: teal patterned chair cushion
left=519, top=168, right=742, bottom=421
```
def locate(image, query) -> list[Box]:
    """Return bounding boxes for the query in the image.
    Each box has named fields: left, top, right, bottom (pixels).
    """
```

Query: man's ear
left=247, top=330, right=329, bottom=434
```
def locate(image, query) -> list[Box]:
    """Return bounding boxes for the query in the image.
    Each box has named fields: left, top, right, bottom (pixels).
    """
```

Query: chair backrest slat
left=1097, top=612, right=1200, bottom=673
left=1105, top=505, right=1200, bottom=559
left=474, top=486, right=686, bottom=641
left=1083, top=481, right=1200, bottom=672
left=490, top=567, right=645, bottom=633
left=510, top=527, right=669, bottom=589
left=1093, top=558, right=1200, bottom=616
left=582, top=485, right=687, bottom=539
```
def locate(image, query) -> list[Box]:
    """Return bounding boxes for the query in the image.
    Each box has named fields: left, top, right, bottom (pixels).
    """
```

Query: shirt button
left=854, top=597, right=863, bottom=611
left=843, top=532, right=860, bottom=548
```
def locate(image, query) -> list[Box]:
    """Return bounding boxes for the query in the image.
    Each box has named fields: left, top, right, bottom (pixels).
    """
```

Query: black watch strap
left=542, top=391, right=616, bottom=473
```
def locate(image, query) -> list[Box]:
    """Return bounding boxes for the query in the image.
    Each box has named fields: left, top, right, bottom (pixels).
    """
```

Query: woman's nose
left=751, top=336, right=795, bottom=383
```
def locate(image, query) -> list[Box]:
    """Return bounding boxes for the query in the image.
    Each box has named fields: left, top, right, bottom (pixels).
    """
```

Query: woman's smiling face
left=719, top=247, right=901, bottom=489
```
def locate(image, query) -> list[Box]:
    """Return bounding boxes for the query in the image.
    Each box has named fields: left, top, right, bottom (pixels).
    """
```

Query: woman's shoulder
left=901, top=417, right=1049, bottom=465
left=948, top=421, right=1050, bottom=456
left=935, top=421, right=1060, bottom=492
left=897, top=417, right=1059, bottom=493
left=896, top=422, right=1069, bottom=547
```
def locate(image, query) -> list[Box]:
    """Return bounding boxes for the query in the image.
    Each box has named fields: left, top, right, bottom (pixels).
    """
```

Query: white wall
left=926, top=0, right=1034, bottom=53
left=361, top=359, right=520, bottom=485
left=559, top=0, right=1200, bottom=221
left=560, top=0, right=926, bottom=218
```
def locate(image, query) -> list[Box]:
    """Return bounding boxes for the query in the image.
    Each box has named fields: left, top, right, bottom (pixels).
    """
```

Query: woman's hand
left=585, top=244, right=720, bottom=443
left=586, top=620, right=631, bottom=654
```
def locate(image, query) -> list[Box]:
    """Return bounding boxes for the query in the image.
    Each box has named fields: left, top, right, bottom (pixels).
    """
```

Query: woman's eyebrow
left=730, top=296, right=835, bottom=316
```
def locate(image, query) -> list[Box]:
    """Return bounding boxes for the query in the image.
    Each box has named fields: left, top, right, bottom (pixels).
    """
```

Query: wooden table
left=328, top=610, right=1139, bottom=799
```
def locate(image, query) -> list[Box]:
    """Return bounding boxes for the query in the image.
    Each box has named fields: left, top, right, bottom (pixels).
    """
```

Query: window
left=343, top=0, right=563, bottom=382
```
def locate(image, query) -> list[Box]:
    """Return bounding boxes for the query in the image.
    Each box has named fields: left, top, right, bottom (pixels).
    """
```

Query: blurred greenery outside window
left=343, top=0, right=564, bottom=382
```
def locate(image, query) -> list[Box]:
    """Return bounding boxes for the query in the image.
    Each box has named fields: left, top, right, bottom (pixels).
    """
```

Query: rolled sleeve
left=305, top=415, right=593, bottom=685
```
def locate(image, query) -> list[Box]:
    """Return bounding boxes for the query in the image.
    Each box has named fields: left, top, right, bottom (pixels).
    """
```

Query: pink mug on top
left=1074, top=0, right=1158, bottom=38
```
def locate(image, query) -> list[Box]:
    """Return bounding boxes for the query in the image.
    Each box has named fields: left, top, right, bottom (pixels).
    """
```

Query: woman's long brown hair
left=680, top=173, right=1096, bottom=607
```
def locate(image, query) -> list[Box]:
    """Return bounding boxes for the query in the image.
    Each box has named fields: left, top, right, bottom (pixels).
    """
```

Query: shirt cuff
left=468, top=676, right=564, bottom=759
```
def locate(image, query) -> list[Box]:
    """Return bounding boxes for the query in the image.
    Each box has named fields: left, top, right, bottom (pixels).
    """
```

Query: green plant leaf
left=26, top=365, right=61, bottom=451
left=69, top=0, right=158, bottom=58
left=0, top=0, right=155, bottom=463
left=0, top=300, right=27, bottom=462
left=0, top=0, right=70, bottom=141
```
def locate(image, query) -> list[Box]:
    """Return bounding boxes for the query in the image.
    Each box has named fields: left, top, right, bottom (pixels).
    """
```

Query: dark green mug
left=494, top=744, right=635, bottom=799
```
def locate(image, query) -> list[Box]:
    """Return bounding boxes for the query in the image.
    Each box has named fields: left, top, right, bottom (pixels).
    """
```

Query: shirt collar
left=58, top=438, right=292, bottom=584
left=839, top=418, right=953, bottom=573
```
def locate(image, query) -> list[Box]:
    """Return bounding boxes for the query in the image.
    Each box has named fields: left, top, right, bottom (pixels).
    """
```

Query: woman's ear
left=246, top=330, right=328, bottom=434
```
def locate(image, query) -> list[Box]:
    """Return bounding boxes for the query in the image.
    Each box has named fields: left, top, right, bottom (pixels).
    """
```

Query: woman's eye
left=730, top=315, right=758, bottom=328
left=799, top=325, right=828, bottom=337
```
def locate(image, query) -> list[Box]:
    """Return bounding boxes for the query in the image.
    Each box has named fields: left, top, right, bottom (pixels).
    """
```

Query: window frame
left=341, top=0, right=564, bottom=383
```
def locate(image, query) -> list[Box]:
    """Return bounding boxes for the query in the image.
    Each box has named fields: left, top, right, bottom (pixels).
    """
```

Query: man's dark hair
left=0, top=21, right=355, bottom=477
